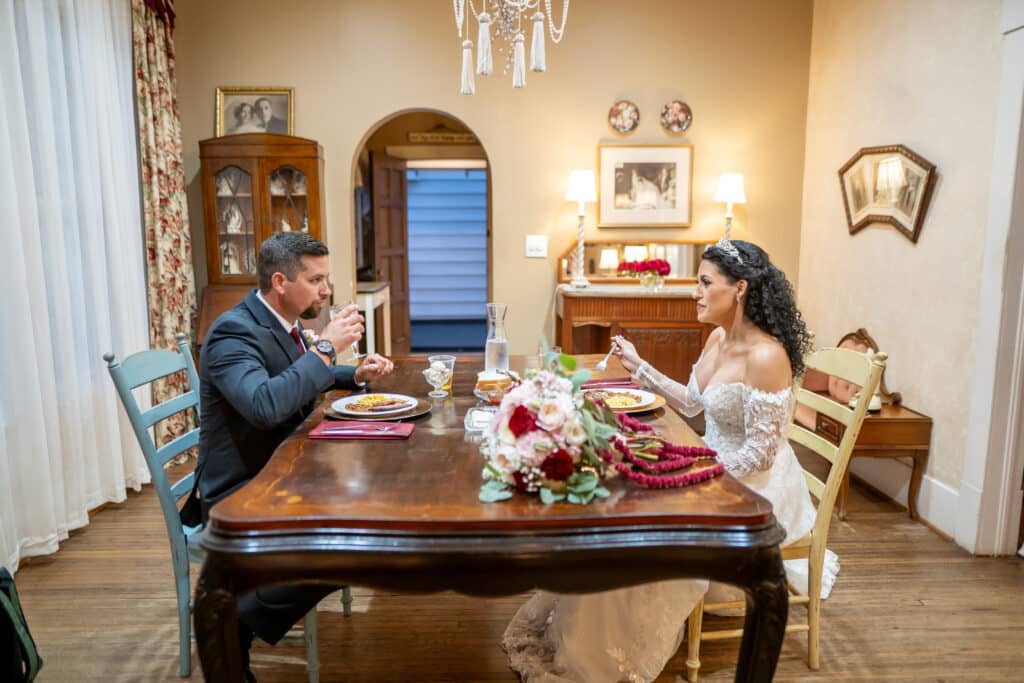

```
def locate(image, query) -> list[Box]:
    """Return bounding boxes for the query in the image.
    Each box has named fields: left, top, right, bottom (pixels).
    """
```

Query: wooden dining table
left=195, top=355, right=788, bottom=682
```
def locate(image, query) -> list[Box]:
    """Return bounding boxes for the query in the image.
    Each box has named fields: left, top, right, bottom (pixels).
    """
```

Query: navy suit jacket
left=197, top=289, right=360, bottom=508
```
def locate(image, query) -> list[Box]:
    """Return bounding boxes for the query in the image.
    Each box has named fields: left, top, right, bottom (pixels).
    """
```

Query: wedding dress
left=503, top=361, right=839, bottom=682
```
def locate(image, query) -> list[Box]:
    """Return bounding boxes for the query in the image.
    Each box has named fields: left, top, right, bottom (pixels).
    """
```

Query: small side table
left=356, top=281, right=391, bottom=356
left=812, top=402, right=932, bottom=520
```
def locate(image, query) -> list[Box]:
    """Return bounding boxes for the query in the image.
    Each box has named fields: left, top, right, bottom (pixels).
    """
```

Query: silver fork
left=595, top=343, right=617, bottom=372
left=323, top=424, right=395, bottom=433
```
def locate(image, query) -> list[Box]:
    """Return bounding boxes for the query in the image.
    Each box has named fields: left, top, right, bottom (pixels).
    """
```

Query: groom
left=195, top=231, right=394, bottom=679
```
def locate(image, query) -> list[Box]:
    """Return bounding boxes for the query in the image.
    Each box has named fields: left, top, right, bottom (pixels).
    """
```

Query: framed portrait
left=598, top=144, right=693, bottom=227
left=215, top=86, right=294, bottom=136
left=838, top=144, right=936, bottom=243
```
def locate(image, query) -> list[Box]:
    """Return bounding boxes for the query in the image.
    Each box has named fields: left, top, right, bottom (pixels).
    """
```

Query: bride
left=503, top=239, right=838, bottom=682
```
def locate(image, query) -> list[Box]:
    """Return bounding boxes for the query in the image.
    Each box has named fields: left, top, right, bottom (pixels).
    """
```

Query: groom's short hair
left=257, top=232, right=328, bottom=292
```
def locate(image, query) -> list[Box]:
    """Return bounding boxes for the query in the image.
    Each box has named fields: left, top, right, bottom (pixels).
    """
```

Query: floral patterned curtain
left=132, top=0, right=198, bottom=446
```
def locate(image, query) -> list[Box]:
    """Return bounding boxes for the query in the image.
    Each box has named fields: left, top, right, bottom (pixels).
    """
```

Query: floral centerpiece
left=617, top=258, right=671, bottom=292
left=479, top=347, right=724, bottom=504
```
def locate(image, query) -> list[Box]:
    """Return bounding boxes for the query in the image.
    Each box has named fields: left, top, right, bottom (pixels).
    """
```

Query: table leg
left=908, top=452, right=925, bottom=520
left=735, top=545, right=788, bottom=683
left=195, top=556, right=244, bottom=682
left=362, top=294, right=376, bottom=356
left=838, top=471, right=850, bottom=521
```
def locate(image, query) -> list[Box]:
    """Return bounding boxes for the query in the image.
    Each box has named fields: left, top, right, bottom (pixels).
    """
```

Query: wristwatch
left=314, top=338, right=336, bottom=363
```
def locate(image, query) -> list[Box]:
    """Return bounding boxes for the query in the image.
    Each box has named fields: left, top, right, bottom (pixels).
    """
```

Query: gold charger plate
left=323, top=396, right=432, bottom=421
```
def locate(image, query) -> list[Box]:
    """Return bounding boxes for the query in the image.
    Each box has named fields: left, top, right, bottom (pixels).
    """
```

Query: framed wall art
left=838, top=144, right=936, bottom=243
left=598, top=144, right=693, bottom=227
left=216, top=86, right=294, bottom=136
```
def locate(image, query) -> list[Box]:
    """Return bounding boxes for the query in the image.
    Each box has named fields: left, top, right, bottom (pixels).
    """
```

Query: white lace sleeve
left=715, top=387, right=792, bottom=477
left=630, top=360, right=703, bottom=417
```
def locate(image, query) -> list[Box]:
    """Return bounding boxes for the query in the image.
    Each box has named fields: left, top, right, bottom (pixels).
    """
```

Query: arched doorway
left=352, top=110, right=490, bottom=355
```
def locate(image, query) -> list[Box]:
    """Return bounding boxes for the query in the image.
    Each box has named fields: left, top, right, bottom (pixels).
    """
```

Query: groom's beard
left=300, top=302, right=322, bottom=319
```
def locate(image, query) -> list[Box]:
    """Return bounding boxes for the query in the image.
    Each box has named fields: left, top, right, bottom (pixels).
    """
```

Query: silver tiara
left=706, top=236, right=743, bottom=264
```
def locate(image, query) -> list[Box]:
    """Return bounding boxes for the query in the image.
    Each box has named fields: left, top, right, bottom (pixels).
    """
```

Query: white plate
left=332, top=393, right=418, bottom=416
left=583, top=387, right=656, bottom=410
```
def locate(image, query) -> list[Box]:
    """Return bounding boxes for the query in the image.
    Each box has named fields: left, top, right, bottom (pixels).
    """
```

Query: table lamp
left=714, top=173, right=747, bottom=239
left=565, top=169, right=597, bottom=288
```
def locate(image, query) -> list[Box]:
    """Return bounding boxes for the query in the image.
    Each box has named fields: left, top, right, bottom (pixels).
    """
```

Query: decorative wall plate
left=660, top=100, right=692, bottom=135
left=608, top=100, right=640, bottom=135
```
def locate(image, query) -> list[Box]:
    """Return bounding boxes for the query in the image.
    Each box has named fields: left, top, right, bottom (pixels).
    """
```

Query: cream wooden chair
left=684, top=345, right=887, bottom=680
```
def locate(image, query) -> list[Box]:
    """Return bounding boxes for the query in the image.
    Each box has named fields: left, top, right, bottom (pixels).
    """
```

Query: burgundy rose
left=540, top=449, right=574, bottom=481
left=508, top=404, right=538, bottom=437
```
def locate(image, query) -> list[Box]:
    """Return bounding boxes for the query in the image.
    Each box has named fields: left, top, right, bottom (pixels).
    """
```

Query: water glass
left=330, top=303, right=364, bottom=361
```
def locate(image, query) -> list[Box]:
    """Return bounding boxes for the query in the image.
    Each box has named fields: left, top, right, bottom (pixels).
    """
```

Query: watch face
left=316, top=339, right=335, bottom=358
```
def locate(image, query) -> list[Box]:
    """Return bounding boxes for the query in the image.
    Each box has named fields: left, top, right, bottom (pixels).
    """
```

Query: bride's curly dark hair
left=702, top=240, right=812, bottom=376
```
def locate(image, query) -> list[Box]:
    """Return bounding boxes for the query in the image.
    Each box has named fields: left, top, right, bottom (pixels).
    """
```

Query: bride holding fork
left=503, top=239, right=836, bottom=682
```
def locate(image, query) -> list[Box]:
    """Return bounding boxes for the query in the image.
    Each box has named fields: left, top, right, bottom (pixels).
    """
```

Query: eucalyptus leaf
left=594, top=486, right=610, bottom=498
left=479, top=486, right=514, bottom=503
left=567, top=492, right=582, bottom=505
left=570, top=369, right=591, bottom=391
left=581, top=490, right=595, bottom=504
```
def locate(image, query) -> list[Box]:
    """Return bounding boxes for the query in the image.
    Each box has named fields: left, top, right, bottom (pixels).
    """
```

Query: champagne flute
left=330, top=302, right=365, bottom=361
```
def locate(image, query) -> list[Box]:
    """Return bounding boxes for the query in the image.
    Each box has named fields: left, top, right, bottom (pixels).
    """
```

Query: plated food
left=333, top=393, right=416, bottom=416
left=583, top=387, right=657, bottom=412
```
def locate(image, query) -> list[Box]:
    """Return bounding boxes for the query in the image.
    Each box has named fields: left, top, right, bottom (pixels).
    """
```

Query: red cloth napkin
left=309, top=420, right=415, bottom=440
left=583, top=377, right=639, bottom=390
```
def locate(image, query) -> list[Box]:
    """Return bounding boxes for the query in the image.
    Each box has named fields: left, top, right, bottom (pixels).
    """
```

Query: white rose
left=562, top=418, right=587, bottom=447
left=537, top=399, right=567, bottom=431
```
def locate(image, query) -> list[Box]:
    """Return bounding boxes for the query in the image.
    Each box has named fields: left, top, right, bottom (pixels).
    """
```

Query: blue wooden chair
left=104, top=332, right=343, bottom=680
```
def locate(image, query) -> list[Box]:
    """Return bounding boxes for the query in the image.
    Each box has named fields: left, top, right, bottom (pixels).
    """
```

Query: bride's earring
left=736, top=293, right=742, bottom=303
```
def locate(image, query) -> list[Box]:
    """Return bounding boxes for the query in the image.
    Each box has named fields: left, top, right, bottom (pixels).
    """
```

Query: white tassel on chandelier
left=512, top=32, right=526, bottom=88
left=530, top=11, right=546, bottom=72
left=476, top=12, right=493, bottom=76
left=460, top=39, right=475, bottom=95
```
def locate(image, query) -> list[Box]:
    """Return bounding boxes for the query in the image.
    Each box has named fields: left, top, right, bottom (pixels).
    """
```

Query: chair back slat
left=804, top=470, right=826, bottom=502
left=789, top=423, right=839, bottom=464
left=116, top=348, right=189, bottom=391
left=802, top=347, right=874, bottom=387
left=169, top=470, right=195, bottom=501
left=140, top=390, right=198, bottom=430
left=155, top=429, right=200, bottom=468
left=795, top=388, right=854, bottom=428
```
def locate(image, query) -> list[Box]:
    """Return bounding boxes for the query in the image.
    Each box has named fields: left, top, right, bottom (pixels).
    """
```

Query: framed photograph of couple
left=838, top=144, right=936, bottom=244
left=216, top=86, right=293, bottom=137
left=598, top=144, right=693, bottom=227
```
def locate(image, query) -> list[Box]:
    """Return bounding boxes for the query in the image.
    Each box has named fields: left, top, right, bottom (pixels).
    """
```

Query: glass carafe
left=484, top=303, right=509, bottom=373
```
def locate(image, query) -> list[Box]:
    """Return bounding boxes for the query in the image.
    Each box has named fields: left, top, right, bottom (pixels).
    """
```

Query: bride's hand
left=612, top=335, right=642, bottom=374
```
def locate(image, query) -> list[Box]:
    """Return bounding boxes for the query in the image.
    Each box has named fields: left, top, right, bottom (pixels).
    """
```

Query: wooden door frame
left=349, top=109, right=491, bottom=355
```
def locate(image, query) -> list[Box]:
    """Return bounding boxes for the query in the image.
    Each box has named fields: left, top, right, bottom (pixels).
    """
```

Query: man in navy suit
left=196, top=232, right=393, bottom=680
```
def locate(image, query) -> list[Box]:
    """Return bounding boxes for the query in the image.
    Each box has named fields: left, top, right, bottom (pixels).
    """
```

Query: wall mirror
left=558, top=240, right=714, bottom=284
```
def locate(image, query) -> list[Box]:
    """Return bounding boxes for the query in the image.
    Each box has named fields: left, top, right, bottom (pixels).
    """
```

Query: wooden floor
left=14, top=448, right=1024, bottom=682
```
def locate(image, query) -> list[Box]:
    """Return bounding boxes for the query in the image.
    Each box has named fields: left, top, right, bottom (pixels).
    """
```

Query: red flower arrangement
left=617, top=258, right=671, bottom=277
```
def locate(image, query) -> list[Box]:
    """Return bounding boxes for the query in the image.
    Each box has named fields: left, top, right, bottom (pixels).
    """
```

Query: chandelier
left=452, top=0, right=570, bottom=94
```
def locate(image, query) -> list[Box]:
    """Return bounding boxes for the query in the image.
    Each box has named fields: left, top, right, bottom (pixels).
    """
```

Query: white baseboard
left=849, top=458, right=958, bottom=537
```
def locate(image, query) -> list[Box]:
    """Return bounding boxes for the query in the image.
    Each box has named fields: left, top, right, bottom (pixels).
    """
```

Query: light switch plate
left=525, top=234, right=548, bottom=258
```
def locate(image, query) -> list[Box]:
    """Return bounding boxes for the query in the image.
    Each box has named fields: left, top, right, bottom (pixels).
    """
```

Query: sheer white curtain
left=0, top=0, right=152, bottom=572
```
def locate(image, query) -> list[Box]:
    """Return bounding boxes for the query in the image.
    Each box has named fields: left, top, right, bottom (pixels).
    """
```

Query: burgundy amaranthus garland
left=603, top=412, right=725, bottom=488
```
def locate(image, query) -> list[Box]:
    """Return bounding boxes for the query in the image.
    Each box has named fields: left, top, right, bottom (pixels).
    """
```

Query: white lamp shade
left=714, top=173, right=747, bottom=204
left=565, top=169, right=597, bottom=202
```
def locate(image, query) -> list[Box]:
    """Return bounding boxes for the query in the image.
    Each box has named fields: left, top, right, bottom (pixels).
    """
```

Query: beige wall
left=799, top=0, right=1002, bottom=502
left=175, top=0, right=813, bottom=353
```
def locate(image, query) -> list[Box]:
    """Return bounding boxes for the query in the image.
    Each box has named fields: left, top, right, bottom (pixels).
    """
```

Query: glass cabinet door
left=267, top=165, right=310, bottom=235
left=214, top=166, right=256, bottom=276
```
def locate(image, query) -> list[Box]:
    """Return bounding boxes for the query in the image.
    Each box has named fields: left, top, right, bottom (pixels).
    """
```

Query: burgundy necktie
left=289, top=326, right=305, bottom=356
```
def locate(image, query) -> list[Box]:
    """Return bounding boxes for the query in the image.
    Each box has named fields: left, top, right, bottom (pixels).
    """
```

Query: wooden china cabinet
left=197, top=133, right=325, bottom=344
